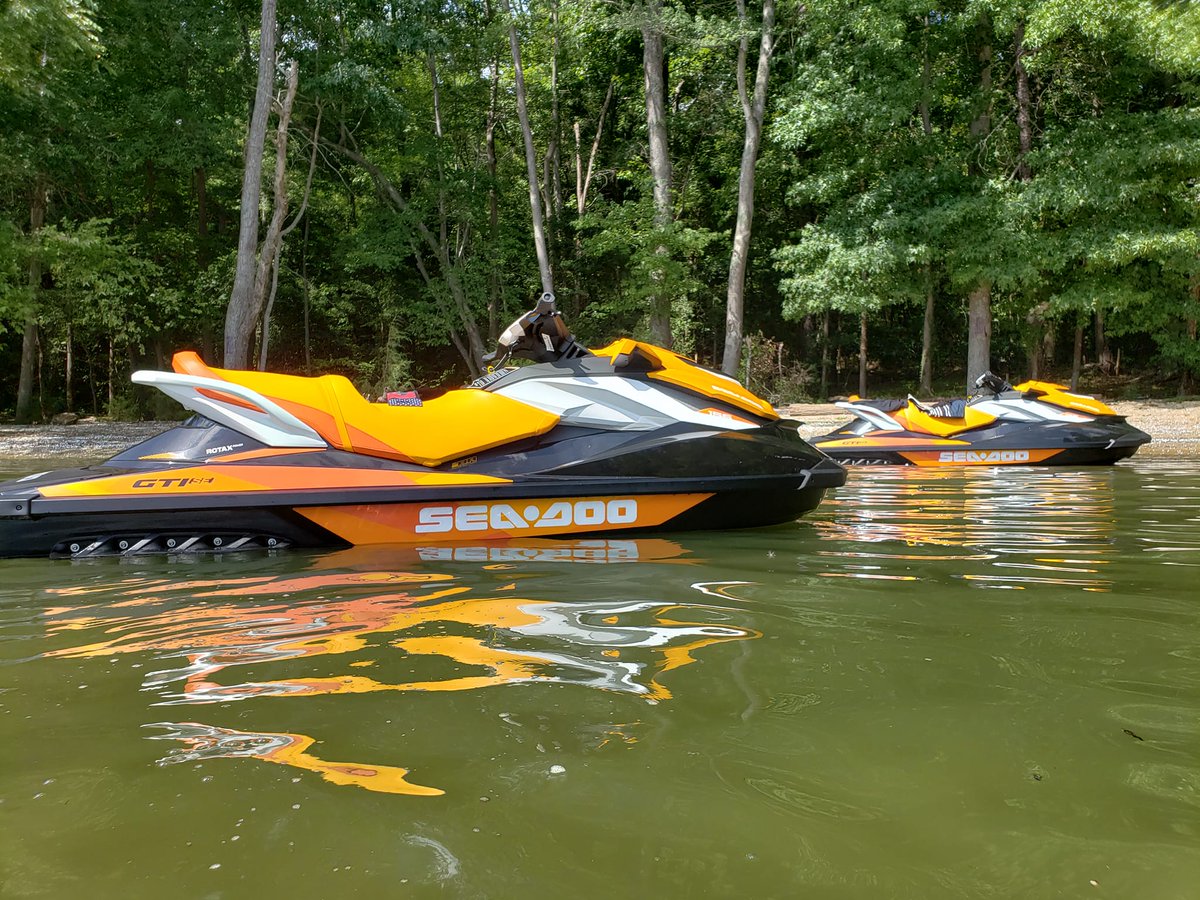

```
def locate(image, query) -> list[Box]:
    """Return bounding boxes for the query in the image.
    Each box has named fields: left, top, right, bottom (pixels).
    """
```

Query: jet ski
left=0, top=293, right=846, bottom=558
left=813, top=371, right=1151, bottom=466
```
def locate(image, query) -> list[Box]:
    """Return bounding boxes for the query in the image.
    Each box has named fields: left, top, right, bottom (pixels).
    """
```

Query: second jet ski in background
left=813, top=372, right=1151, bottom=466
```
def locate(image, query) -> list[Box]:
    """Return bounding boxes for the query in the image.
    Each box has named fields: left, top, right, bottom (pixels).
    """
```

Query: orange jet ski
left=0, top=294, right=846, bottom=558
left=813, top=372, right=1150, bottom=466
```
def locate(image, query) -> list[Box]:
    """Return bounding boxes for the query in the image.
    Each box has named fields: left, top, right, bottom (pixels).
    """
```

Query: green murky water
left=1, top=460, right=1197, bottom=898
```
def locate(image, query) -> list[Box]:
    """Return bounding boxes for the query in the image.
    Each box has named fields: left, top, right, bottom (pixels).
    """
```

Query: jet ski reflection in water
left=813, top=371, right=1151, bottom=466
left=0, top=292, right=845, bottom=558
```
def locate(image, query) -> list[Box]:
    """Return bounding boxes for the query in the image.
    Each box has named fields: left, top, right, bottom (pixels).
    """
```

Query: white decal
left=937, top=450, right=1031, bottom=463
left=415, top=499, right=640, bottom=534
left=205, top=443, right=245, bottom=455
left=416, top=506, right=454, bottom=533
left=418, top=540, right=642, bottom=563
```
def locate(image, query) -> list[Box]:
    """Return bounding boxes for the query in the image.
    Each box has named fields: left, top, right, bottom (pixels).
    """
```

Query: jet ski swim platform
left=812, top=373, right=1151, bottom=466
left=0, top=295, right=846, bottom=558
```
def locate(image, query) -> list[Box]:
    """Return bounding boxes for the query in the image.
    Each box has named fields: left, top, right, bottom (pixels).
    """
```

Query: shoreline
left=2, top=397, right=1199, bottom=461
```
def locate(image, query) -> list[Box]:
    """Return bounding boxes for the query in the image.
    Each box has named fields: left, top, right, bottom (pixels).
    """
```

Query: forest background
left=1, top=0, right=1197, bottom=422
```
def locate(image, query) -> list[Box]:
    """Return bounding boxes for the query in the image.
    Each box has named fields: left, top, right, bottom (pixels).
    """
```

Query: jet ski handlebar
left=482, top=292, right=592, bottom=368
left=972, top=371, right=1013, bottom=396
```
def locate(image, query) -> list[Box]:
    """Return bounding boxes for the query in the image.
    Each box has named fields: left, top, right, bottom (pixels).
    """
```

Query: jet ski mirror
left=482, top=292, right=592, bottom=369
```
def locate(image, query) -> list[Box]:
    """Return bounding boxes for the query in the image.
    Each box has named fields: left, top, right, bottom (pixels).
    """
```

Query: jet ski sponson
left=0, top=293, right=846, bottom=558
left=813, top=372, right=1150, bottom=466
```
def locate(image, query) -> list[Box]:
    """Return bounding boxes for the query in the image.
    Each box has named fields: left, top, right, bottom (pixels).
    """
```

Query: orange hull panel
left=296, top=493, right=713, bottom=544
left=897, top=449, right=1063, bottom=466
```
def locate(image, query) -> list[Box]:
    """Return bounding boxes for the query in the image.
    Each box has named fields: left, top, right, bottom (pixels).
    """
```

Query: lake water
left=1, top=459, right=1197, bottom=898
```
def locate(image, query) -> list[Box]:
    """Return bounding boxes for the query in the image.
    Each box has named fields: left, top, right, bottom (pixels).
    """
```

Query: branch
left=282, top=102, right=322, bottom=240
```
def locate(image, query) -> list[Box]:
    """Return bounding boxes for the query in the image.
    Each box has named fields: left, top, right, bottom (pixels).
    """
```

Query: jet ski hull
left=814, top=418, right=1151, bottom=466
left=0, top=420, right=845, bottom=559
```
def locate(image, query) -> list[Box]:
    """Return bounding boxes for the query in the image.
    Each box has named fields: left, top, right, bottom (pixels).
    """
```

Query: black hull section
left=815, top=417, right=1150, bottom=467
left=819, top=444, right=1143, bottom=466
left=0, top=507, right=347, bottom=559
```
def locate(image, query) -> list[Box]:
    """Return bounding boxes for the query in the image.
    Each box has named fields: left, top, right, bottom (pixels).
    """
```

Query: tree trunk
left=545, top=0, right=561, bottom=233
left=1095, top=306, right=1113, bottom=374
left=820, top=309, right=830, bottom=399
left=15, top=182, right=47, bottom=424
left=918, top=23, right=935, bottom=397
left=65, top=322, right=73, bottom=411
left=858, top=312, right=868, bottom=398
left=302, top=216, right=311, bottom=374
left=919, top=266, right=934, bottom=394
left=195, top=165, right=209, bottom=267
left=919, top=15, right=933, bottom=138
left=501, top=0, right=553, bottom=295
left=721, top=0, right=775, bottom=377
left=966, top=24, right=993, bottom=393
left=224, top=0, right=278, bottom=369
left=254, top=59, right=300, bottom=370
left=486, top=38, right=501, bottom=340
left=573, top=79, right=614, bottom=316
left=642, top=0, right=673, bottom=347
left=1015, top=21, right=1032, bottom=182
left=1071, top=323, right=1083, bottom=391
left=967, top=281, right=992, bottom=391
left=1041, top=320, right=1055, bottom=377
left=1184, top=313, right=1198, bottom=395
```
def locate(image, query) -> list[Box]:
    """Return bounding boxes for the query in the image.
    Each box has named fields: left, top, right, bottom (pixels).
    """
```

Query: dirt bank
left=0, top=422, right=170, bottom=460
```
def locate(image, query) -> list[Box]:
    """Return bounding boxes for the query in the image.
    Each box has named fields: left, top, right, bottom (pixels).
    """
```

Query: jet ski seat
left=171, top=352, right=560, bottom=466
left=900, top=395, right=997, bottom=436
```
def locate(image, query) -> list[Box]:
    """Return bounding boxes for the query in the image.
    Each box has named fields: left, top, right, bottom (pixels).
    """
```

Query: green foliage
left=0, top=0, right=1196, bottom=416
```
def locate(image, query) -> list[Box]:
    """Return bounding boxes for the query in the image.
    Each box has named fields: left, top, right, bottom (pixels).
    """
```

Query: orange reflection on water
left=43, top=539, right=752, bottom=795
left=146, top=722, right=443, bottom=796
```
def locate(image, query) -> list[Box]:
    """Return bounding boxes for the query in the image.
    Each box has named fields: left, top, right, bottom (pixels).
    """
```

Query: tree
left=721, top=0, right=775, bottom=378
left=641, top=0, right=674, bottom=347
left=500, top=0, right=554, bottom=295
left=224, top=0, right=278, bottom=369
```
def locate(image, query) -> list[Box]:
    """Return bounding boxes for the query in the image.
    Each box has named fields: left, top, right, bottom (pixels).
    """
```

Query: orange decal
left=818, top=436, right=968, bottom=448
left=296, top=494, right=712, bottom=544
left=196, top=386, right=265, bottom=413
left=212, top=447, right=324, bottom=463
left=36, top=465, right=510, bottom=498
